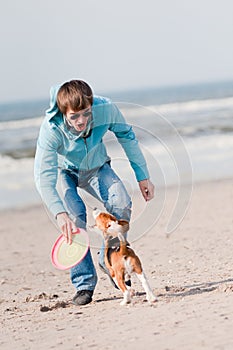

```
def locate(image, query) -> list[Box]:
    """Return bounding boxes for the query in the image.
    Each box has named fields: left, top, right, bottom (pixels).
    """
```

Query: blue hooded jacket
left=34, top=85, right=149, bottom=217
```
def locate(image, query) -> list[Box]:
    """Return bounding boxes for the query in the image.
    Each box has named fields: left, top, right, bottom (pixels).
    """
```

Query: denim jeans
left=60, top=162, right=132, bottom=292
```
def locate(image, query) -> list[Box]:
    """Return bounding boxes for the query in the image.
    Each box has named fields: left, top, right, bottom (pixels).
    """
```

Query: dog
left=93, top=208, right=157, bottom=305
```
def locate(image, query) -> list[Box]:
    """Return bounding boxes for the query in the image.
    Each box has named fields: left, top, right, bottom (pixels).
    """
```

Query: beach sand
left=1, top=178, right=233, bottom=350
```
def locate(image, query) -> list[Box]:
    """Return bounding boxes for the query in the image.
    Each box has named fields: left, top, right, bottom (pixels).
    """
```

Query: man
left=34, top=79, right=154, bottom=305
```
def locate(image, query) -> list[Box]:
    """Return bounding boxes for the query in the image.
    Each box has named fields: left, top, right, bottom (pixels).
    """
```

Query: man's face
left=65, top=106, right=92, bottom=132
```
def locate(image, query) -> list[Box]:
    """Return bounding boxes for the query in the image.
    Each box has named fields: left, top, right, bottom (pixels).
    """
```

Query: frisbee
left=51, top=229, right=89, bottom=270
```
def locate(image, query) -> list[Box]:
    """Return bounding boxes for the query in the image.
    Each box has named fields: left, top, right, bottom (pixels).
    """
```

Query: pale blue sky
left=1, top=0, right=233, bottom=102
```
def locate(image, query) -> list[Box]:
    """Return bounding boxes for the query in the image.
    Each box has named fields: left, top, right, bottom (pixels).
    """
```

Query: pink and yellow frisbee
left=51, top=229, right=89, bottom=270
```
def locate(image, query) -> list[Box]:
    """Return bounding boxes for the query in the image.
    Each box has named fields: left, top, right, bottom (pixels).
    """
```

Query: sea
left=1, top=80, right=233, bottom=212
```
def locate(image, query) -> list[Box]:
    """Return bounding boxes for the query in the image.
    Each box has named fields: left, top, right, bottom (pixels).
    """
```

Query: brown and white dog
left=93, top=208, right=157, bottom=305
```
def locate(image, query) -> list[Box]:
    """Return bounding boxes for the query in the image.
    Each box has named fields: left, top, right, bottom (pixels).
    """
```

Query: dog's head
left=93, top=208, right=129, bottom=239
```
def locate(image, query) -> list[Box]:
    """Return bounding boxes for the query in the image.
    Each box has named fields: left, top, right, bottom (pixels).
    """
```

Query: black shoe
left=72, top=290, right=93, bottom=306
left=98, top=263, right=119, bottom=290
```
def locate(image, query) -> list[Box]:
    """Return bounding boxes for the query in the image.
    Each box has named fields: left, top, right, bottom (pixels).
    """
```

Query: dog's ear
left=118, top=220, right=130, bottom=233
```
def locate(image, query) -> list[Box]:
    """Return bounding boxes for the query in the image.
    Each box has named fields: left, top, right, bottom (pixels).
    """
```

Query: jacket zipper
left=83, top=137, right=89, bottom=170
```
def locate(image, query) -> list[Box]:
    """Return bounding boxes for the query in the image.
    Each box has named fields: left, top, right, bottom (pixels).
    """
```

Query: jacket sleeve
left=34, top=119, right=66, bottom=217
left=108, top=103, right=149, bottom=181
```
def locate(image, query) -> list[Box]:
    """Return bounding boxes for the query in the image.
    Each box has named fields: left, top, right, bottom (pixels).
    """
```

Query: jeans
left=60, top=162, right=132, bottom=292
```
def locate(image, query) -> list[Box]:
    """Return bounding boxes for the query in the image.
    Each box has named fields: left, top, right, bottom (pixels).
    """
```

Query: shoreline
left=1, top=177, right=233, bottom=349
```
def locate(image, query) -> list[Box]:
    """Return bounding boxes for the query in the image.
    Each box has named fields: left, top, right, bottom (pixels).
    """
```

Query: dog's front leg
left=136, top=271, right=157, bottom=303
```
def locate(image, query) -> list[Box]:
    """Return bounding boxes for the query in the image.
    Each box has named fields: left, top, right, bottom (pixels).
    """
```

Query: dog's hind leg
left=136, top=271, right=157, bottom=303
left=115, top=271, right=131, bottom=305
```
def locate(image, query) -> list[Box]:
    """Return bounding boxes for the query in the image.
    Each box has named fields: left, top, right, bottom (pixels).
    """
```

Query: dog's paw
left=120, top=291, right=131, bottom=305
left=147, top=294, right=157, bottom=303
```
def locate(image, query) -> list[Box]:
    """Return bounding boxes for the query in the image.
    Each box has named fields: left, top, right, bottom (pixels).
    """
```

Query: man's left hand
left=138, top=179, right=155, bottom=201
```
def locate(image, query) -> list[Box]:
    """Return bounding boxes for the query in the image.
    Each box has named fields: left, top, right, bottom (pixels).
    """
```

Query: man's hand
left=56, top=212, right=77, bottom=245
left=138, top=179, right=155, bottom=201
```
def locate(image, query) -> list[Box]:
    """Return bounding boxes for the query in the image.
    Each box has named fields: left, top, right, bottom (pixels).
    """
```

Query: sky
left=1, top=0, right=233, bottom=103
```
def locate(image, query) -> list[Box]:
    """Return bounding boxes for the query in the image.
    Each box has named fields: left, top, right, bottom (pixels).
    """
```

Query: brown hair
left=56, top=80, right=93, bottom=114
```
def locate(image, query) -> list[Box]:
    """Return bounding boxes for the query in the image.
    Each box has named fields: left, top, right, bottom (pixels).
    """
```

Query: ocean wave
left=152, top=96, right=233, bottom=114
left=0, top=116, right=43, bottom=130
left=1, top=95, right=233, bottom=161
left=0, top=154, right=34, bottom=174
left=1, top=133, right=232, bottom=172
left=119, top=96, right=233, bottom=119
left=1, top=132, right=233, bottom=210
left=1, top=96, right=233, bottom=130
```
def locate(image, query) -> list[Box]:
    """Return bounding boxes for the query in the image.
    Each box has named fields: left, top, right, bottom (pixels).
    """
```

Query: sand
left=1, top=178, right=233, bottom=350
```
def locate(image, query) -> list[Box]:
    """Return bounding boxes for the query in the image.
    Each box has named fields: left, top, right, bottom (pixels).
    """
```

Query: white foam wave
left=152, top=96, right=233, bottom=114
left=0, top=116, right=43, bottom=130
left=0, top=154, right=34, bottom=174
left=119, top=96, right=233, bottom=119
left=1, top=131, right=233, bottom=210
left=0, top=155, right=40, bottom=210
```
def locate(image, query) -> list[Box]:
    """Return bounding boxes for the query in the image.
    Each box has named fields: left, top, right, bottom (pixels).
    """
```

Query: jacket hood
left=46, top=84, right=62, bottom=122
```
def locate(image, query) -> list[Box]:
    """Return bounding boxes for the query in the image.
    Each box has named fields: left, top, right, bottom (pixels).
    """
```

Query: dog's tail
left=118, top=233, right=131, bottom=257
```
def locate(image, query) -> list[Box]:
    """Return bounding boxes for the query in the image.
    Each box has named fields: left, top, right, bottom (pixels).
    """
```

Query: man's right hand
left=56, top=212, right=77, bottom=245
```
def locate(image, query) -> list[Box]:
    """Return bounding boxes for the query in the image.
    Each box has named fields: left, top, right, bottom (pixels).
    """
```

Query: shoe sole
left=72, top=291, right=93, bottom=306
left=72, top=298, right=92, bottom=306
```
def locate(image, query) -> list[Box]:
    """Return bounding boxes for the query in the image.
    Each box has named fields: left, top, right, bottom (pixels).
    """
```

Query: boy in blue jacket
left=34, top=80, right=154, bottom=305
